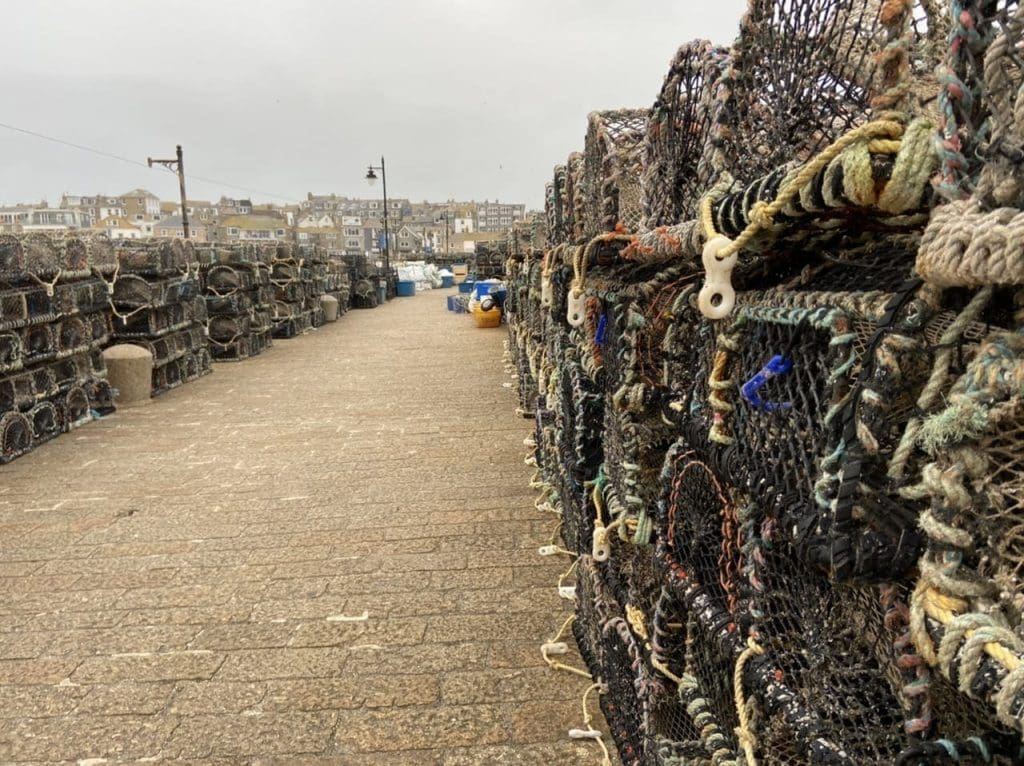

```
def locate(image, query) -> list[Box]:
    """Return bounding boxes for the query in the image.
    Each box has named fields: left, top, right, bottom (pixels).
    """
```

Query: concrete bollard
left=102, top=344, right=154, bottom=405
left=320, top=295, right=339, bottom=322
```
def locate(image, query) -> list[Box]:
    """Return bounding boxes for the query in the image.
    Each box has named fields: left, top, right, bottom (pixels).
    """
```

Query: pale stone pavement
left=0, top=290, right=605, bottom=764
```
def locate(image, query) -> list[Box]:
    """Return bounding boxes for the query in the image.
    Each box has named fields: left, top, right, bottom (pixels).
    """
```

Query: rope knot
left=748, top=201, right=775, bottom=230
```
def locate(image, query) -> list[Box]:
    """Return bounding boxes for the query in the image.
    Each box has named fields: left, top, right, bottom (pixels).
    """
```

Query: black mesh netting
left=584, top=110, right=649, bottom=235
left=503, top=3, right=1024, bottom=762
left=643, top=40, right=730, bottom=229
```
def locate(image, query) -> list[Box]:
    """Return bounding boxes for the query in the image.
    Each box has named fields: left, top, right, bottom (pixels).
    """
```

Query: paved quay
left=0, top=290, right=606, bottom=764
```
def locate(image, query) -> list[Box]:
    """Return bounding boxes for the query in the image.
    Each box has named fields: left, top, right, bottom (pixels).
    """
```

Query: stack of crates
left=110, top=239, right=211, bottom=396
left=0, top=232, right=116, bottom=464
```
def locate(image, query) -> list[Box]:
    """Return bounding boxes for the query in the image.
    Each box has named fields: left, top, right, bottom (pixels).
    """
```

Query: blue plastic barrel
left=396, top=280, right=416, bottom=297
left=474, top=280, right=501, bottom=299
left=441, top=275, right=454, bottom=288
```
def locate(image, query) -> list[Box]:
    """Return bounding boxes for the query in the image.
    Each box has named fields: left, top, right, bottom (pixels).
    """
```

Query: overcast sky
left=2, top=1, right=747, bottom=210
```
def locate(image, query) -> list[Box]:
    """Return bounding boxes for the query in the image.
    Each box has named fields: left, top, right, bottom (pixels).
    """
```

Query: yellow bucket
left=472, top=305, right=502, bottom=328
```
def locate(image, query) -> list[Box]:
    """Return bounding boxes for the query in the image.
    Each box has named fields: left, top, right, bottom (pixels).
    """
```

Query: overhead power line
left=0, top=120, right=300, bottom=203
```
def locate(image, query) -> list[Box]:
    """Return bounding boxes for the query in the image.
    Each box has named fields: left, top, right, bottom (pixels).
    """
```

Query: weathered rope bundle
left=506, top=1, right=1024, bottom=763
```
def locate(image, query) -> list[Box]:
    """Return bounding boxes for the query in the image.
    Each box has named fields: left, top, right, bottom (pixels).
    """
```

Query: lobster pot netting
left=0, top=349, right=113, bottom=463
left=0, top=232, right=115, bottom=280
left=585, top=255, right=696, bottom=560
left=918, top=2, right=1024, bottom=292
left=553, top=165, right=569, bottom=245
left=584, top=110, right=649, bottom=235
left=717, top=0, right=882, bottom=187
left=504, top=256, right=539, bottom=415
left=899, top=330, right=1024, bottom=758
left=565, top=152, right=587, bottom=244
left=199, top=246, right=276, bottom=362
left=657, top=441, right=911, bottom=764
left=115, top=238, right=195, bottom=276
left=554, top=332, right=604, bottom=555
left=643, top=41, right=730, bottom=229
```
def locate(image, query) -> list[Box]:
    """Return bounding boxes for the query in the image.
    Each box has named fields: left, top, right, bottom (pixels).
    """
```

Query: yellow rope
left=701, top=118, right=906, bottom=259
left=625, top=604, right=649, bottom=642
left=572, top=232, right=637, bottom=293
left=650, top=654, right=686, bottom=685
left=592, top=483, right=606, bottom=527
left=542, top=613, right=593, bottom=679
left=558, top=556, right=580, bottom=593
left=919, top=585, right=1023, bottom=672
left=733, top=635, right=765, bottom=766
left=581, top=681, right=614, bottom=766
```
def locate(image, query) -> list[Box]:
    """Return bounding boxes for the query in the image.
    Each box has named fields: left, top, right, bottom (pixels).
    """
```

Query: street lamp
left=443, top=208, right=450, bottom=259
left=365, top=156, right=390, bottom=288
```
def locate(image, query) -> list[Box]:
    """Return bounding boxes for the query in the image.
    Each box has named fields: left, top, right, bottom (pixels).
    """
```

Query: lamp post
left=444, top=208, right=450, bottom=259
left=364, top=156, right=390, bottom=288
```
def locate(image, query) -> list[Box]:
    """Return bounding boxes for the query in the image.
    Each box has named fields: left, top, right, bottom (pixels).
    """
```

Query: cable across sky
left=0, top=120, right=300, bottom=203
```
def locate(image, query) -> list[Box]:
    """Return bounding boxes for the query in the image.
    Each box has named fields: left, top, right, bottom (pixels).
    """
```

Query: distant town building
left=153, top=215, right=211, bottom=242
left=61, top=194, right=127, bottom=226
left=394, top=224, right=422, bottom=256
left=11, top=206, right=92, bottom=233
left=0, top=204, right=33, bottom=232
left=120, top=189, right=162, bottom=235
left=218, top=215, right=289, bottom=242
left=475, top=200, right=525, bottom=232
left=92, top=216, right=143, bottom=240
left=216, top=197, right=253, bottom=218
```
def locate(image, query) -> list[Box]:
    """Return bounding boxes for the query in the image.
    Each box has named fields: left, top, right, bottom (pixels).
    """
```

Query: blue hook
left=741, top=354, right=794, bottom=412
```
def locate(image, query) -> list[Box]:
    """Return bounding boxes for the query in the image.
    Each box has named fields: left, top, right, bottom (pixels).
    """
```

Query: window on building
left=227, top=227, right=239, bottom=235
left=276, top=229, right=285, bottom=236
left=135, top=214, right=143, bottom=221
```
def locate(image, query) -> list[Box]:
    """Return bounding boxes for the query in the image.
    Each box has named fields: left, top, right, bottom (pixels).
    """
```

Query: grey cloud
left=2, top=1, right=747, bottom=208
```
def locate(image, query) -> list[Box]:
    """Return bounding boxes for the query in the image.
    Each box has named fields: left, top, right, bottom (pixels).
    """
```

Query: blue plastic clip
left=595, top=314, right=607, bottom=346
left=741, top=354, right=794, bottom=412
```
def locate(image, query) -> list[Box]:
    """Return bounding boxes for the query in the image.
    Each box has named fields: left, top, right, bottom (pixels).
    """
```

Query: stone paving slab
left=0, top=290, right=612, bottom=764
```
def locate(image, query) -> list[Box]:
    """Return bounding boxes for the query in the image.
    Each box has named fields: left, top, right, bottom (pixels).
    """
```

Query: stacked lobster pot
left=325, top=253, right=351, bottom=315
left=474, top=243, right=507, bottom=279
left=270, top=243, right=325, bottom=338
left=0, top=232, right=116, bottom=464
left=346, top=254, right=380, bottom=309
left=199, top=242, right=275, bottom=361
left=299, top=244, right=328, bottom=327
left=508, top=2, right=1024, bottom=764
left=110, top=238, right=211, bottom=396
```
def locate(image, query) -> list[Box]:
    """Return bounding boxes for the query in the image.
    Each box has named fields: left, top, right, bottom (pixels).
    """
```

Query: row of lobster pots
left=0, top=233, right=120, bottom=464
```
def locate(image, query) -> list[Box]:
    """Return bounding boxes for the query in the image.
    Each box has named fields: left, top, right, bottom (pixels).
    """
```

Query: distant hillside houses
left=0, top=188, right=535, bottom=257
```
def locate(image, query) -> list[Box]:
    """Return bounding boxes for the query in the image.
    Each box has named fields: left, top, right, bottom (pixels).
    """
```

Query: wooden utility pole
left=148, top=145, right=189, bottom=239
